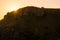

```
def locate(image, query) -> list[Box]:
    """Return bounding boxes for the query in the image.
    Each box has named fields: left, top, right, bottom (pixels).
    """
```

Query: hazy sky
left=0, top=0, right=60, bottom=20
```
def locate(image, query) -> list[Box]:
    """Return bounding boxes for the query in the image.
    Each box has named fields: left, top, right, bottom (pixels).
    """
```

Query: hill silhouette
left=0, top=6, right=60, bottom=40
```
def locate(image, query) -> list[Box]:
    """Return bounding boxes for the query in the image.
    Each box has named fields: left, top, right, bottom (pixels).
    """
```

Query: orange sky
left=0, top=0, right=60, bottom=20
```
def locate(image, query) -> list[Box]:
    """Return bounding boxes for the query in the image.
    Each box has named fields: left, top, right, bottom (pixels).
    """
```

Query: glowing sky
left=0, top=0, right=60, bottom=20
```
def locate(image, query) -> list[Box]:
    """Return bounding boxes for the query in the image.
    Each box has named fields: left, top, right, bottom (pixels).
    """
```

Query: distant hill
left=0, top=6, right=60, bottom=40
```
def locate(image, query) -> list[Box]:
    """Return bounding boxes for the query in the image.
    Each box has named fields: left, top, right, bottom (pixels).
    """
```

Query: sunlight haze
left=8, top=6, right=19, bottom=12
left=0, top=0, right=60, bottom=20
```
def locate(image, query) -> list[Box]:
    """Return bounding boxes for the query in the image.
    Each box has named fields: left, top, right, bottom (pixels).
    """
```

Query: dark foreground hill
left=0, top=6, right=60, bottom=40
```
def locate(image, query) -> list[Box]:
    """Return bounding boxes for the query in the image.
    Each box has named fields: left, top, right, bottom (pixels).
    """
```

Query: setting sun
left=8, top=6, right=18, bottom=12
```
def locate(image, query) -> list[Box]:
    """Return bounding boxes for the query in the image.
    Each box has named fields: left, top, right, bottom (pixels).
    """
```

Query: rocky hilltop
left=0, top=6, right=60, bottom=40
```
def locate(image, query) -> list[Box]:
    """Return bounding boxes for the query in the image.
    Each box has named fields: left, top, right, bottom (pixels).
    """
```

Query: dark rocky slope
left=0, top=6, right=60, bottom=40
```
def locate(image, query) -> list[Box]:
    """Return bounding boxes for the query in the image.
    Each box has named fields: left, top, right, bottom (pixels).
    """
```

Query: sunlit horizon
left=8, top=6, right=19, bottom=12
left=0, top=0, right=60, bottom=20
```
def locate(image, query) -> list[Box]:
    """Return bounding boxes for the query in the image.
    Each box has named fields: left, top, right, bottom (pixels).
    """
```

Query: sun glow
left=8, top=6, right=18, bottom=12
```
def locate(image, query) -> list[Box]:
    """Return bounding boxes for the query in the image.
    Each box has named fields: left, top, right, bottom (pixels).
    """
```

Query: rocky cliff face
left=0, top=6, right=60, bottom=40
